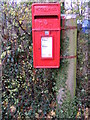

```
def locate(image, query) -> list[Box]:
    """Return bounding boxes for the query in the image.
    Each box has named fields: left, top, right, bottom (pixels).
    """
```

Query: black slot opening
left=34, top=15, right=58, bottom=19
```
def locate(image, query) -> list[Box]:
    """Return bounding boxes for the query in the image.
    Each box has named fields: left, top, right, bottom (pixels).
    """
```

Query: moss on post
left=56, top=14, right=77, bottom=118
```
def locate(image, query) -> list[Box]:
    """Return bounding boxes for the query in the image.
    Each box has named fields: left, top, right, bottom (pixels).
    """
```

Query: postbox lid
left=32, top=3, right=60, bottom=16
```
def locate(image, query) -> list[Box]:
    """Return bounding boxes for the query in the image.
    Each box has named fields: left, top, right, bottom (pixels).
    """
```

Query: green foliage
left=1, top=1, right=89, bottom=119
left=56, top=95, right=78, bottom=118
left=76, top=31, right=89, bottom=108
left=2, top=2, right=57, bottom=119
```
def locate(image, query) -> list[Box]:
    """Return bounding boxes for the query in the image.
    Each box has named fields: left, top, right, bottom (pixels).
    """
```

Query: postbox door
left=33, top=30, right=60, bottom=68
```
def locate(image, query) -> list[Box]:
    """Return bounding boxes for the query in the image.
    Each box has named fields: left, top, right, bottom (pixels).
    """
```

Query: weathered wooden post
left=65, top=14, right=77, bottom=97
left=57, top=14, right=77, bottom=106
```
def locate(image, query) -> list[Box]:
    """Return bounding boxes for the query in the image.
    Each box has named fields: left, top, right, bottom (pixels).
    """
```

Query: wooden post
left=65, top=14, right=77, bottom=97
left=57, top=14, right=77, bottom=106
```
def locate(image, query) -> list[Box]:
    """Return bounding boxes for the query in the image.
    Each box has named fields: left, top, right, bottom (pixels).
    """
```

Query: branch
left=17, top=19, right=31, bottom=36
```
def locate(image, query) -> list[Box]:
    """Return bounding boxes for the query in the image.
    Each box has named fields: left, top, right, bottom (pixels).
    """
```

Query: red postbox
left=32, top=3, right=61, bottom=68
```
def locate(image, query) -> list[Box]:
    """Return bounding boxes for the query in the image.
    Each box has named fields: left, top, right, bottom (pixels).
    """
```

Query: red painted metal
left=32, top=3, right=61, bottom=68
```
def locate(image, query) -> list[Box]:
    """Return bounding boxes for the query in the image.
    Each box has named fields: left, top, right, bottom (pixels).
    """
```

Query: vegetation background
left=0, top=0, right=89, bottom=119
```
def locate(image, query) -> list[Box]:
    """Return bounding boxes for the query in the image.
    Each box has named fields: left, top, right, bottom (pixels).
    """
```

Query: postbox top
left=32, top=3, right=60, bottom=16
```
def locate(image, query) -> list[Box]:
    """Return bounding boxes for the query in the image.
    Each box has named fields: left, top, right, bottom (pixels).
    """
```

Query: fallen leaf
left=35, top=113, right=39, bottom=118
left=50, top=110, right=56, bottom=117
left=10, top=105, right=16, bottom=113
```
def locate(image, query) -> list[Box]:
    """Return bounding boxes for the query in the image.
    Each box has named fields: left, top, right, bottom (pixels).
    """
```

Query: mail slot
left=32, top=3, right=61, bottom=68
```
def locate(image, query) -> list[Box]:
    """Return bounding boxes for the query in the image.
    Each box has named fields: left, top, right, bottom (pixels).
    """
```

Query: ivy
left=1, top=1, right=89, bottom=119
left=1, top=2, right=57, bottom=119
